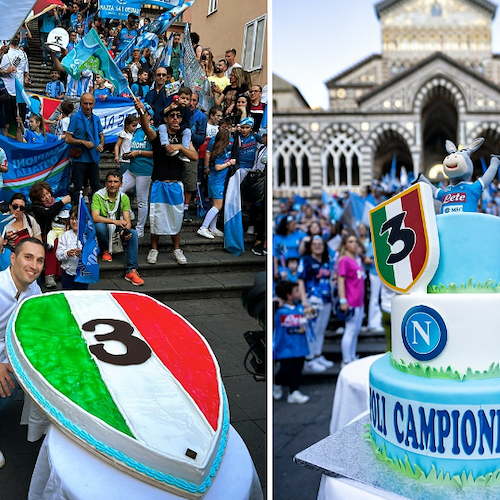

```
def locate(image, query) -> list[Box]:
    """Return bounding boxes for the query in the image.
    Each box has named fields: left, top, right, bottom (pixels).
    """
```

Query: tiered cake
left=7, top=291, right=228, bottom=498
left=369, top=186, right=500, bottom=485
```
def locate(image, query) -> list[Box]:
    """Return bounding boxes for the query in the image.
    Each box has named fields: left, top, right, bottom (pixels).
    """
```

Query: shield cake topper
left=369, top=183, right=440, bottom=293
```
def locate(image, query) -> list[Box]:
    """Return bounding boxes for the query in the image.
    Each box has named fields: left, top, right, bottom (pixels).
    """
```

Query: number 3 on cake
left=369, top=183, right=440, bottom=293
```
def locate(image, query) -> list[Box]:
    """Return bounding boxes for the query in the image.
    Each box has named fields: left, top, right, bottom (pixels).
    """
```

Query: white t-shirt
left=206, top=122, right=219, bottom=138
left=117, top=130, right=133, bottom=163
left=225, top=62, right=242, bottom=78
left=0, top=47, right=29, bottom=96
left=0, top=267, right=41, bottom=363
left=56, top=116, right=71, bottom=139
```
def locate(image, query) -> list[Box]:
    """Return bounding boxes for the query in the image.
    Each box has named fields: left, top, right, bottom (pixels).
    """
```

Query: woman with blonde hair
left=336, top=232, right=365, bottom=368
left=200, top=48, right=215, bottom=77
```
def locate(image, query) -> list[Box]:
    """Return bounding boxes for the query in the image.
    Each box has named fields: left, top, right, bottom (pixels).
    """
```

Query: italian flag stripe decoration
left=14, top=292, right=220, bottom=460
left=370, top=183, right=438, bottom=293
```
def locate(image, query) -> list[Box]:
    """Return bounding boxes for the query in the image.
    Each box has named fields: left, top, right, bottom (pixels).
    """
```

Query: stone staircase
left=16, top=23, right=267, bottom=300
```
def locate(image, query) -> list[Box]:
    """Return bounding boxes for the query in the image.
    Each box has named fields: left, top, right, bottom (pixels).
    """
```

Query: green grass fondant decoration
left=428, top=277, right=500, bottom=294
left=390, top=355, right=500, bottom=381
left=364, top=425, right=500, bottom=486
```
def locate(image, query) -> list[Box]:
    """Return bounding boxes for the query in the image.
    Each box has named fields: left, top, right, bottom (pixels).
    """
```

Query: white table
left=329, top=354, right=384, bottom=434
left=29, top=425, right=263, bottom=500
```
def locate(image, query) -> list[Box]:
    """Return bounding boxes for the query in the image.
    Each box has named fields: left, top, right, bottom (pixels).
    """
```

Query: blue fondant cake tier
left=370, top=354, right=500, bottom=480
left=429, top=213, right=500, bottom=289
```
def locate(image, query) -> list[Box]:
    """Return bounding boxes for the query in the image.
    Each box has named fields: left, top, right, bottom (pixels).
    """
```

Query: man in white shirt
left=224, top=48, right=242, bottom=78
left=0, top=238, right=44, bottom=467
left=0, top=33, right=30, bottom=128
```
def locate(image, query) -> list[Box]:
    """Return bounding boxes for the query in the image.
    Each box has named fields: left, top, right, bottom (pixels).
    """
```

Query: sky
left=273, top=0, right=500, bottom=109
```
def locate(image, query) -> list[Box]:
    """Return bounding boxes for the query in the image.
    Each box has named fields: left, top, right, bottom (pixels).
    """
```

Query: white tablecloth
left=329, top=354, right=384, bottom=434
left=29, top=425, right=263, bottom=500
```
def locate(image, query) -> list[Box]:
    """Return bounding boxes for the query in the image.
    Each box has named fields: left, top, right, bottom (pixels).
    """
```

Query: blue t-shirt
left=239, top=133, right=261, bottom=170
left=117, top=27, right=138, bottom=51
left=436, top=179, right=484, bottom=214
left=24, top=129, right=58, bottom=144
left=40, top=11, right=58, bottom=33
left=297, top=255, right=332, bottom=303
left=273, top=303, right=310, bottom=360
left=206, top=136, right=233, bottom=190
left=128, top=126, right=154, bottom=176
left=46, top=80, right=65, bottom=98
left=94, top=87, right=112, bottom=99
left=67, top=112, right=104, bottom=163
left=273, top=230, right=307, bottom=265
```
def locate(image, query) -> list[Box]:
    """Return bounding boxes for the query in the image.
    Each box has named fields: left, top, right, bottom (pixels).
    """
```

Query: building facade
left=273, top=0, right=500, bottom=199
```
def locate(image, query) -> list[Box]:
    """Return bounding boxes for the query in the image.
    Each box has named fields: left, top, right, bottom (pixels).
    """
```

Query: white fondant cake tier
left=391, top=293, right=500, bottom=377
left=429, top=213, right=500, bottom=290
left=370, top=354, right=500, bottom=481
left=7, top=291, right=229, bottom=499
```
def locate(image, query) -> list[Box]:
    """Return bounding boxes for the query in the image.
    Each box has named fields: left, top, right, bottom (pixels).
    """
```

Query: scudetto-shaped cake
left=369, top=212, right=500, bottom=485
left=7, top=291, right=229, bottom=498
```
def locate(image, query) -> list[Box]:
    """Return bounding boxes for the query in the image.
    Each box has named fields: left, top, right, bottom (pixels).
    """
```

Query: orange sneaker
left=125, top=269, right=144, bottom=286
left=102, top=250, right=112, bottom=262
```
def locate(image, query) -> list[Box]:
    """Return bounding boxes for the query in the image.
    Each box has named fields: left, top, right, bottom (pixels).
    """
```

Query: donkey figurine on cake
left=416, top=138, right=500, bottom=213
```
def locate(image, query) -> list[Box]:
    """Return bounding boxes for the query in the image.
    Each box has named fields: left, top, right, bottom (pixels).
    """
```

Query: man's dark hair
left=209, top=106, right=222, bottom=117
left=190, top=32, right=200, bottom=45
left=106, top=170, right=122, bottom=182
left=275, top=281, right=298, bottom=301
left=15, top=237, right=45, bottom=256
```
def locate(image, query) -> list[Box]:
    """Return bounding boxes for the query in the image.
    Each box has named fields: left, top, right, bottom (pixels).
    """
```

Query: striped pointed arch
left=412, top=77, right=466, bottom=115
left=319, top=123, right=364, bottom=188
left=273, top=123, right=315, bottom=188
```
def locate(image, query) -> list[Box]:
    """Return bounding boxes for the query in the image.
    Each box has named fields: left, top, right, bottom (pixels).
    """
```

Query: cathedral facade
left=273, top=0, right=500, bottom=199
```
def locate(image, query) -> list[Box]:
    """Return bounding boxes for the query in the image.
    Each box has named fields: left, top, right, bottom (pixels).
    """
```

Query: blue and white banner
left=339, top=191, right=374, bottom=233
left=154, top=32, right=173, bottom=72
left=114, top=32, right=158, bottom=70
left=0, top=135, right=71, bottom=202
left=145, top=1, right=195, bottom=36
left=99, top=0, right=141, bottom=20
left=15, top=78, right=41, bottom=116
left=224, top=169, right=246, bottom=256
left=93, top=97, right=137, bottom=143
left=76, top=194, right=99, bottom=284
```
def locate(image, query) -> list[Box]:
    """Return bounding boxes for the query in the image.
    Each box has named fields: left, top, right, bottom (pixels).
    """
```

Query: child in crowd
left=114, top=115, right=138, bottom=176
left=16, top=114, right=58, bottom=144
left=283, top=257, right=299, bottom=282
left=197, top=128, right=234, bottom=239
left=45, top=68, right=65, bottom=99
left=158, top=86, right=193, bottom=162
left=55, top=100, right=75, bottom=140
left=56, top=206, right=89, bottom=290
left=273, top=281, right=311, bottom=404
left=131, top=68, right=150, bottom=98
left=93, top=71, right=113, bottom=100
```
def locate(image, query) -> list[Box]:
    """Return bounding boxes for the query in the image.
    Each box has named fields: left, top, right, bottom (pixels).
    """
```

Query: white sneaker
left=45, top=275, right=57, bottom=289
left=0, top=449, right=5, bottom=468
left=147, top=249, right=158, bottom=264
left=247, top=225, right=255, bottom=235
left=210, top=227, right=224, bottom=237
left=302, top=359, right=327, bottom=374
left=287, top=390, right=310, bottom=404
left=173, top=249, right=187, bottom=264
left=315, top=355, right=334, bottom=369
left=197, top=227, right=214, bottom=239
left=273, top=384, right=283, bottom=400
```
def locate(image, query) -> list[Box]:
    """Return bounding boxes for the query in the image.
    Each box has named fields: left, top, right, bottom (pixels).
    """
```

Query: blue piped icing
left=6, top=320, right=229, bottom=495
left=429, top=213, right=500, bottom=289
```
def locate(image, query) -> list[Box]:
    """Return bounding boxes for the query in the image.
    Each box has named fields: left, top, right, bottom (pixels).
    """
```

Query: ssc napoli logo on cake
left=401, top=305, right=447, bottom=361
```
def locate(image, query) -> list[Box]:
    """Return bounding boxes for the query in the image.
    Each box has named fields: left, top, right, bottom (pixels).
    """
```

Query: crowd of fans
left=0, top=3, right=268, bottom=289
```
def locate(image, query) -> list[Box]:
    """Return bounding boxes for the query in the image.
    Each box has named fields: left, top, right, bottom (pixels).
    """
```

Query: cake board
left=294, top=414, right=500, bottom=500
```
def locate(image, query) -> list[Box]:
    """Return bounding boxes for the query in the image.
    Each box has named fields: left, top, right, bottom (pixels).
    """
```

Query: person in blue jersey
left=119, top=105, right=154, bottom=239
left=298, top=235, right=335, bottom=374
left=273, top=281, right=311, bottom=404
left=45, top=69, right=65, bottom=99
left=15, top=114, right=58, bottom=144
left=273, top=215, right=307, bottom=279
left=65, top=93, right=105, bottom=204
left=130, top=69, right=150, bottom=98
left=93, top=72, right=113, bottom=101
left=197, top=128, right=234, bottom=239
left=39, top=7, right=59, bottom=67
left=236, top=117, right=262, bottom=172
left=114, top=13, right=139, bottom=53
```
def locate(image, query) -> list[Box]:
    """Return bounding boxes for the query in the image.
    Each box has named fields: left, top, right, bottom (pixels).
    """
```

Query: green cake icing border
left=389, top=354, right=500, bottom=381
left=364, top=425, right=500, bottom=486
left=428, top=278, right=500, bottom=294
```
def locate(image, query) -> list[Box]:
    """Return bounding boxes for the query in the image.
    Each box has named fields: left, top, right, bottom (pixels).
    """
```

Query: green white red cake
left=7, top=291, right=229, bottom=498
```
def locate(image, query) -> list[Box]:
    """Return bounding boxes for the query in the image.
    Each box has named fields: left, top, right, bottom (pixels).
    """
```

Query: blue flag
left=0, top=213, right=15, bottom=236
left=154, top=32, right=174, bottom=72
left=61, top=29, right=129, bottom=96
left=15, top=78, right=41, bottom=116
left=76, top=194, right=99, bottom=284
left=114, top=32, right=158, bottom=70
left=145, top=1, right=196, bottom=36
